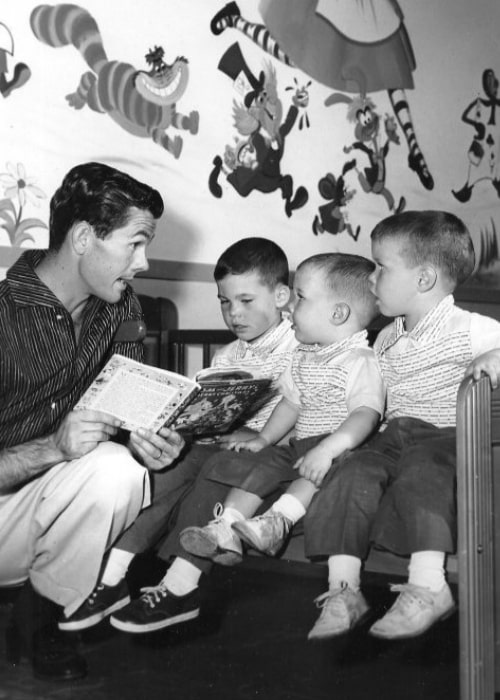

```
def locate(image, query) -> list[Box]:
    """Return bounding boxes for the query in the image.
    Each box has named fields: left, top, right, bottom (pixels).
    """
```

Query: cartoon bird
left=30, top=4, right=199, bottom=158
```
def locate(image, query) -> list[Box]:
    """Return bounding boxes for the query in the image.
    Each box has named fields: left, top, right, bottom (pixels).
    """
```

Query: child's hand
left=228, top=435, right=270, bottom=453
left=466, top=349, right=500, bottom=389
left=217, top=428, right=258, bottom=445
left=293, top=444, right=334, bottom=487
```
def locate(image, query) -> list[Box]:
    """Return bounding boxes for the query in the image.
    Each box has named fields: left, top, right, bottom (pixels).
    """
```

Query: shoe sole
left=58, top=596, right=131, bottom=631
left=109, top=607, right=200, bottom=633
left=308, top=607, right=372, bottom=641
left=180, top=529, right=218, bottom=558
left=180, top=530, right=242, bottom=566
left=368, top=603, right=457, bottom=640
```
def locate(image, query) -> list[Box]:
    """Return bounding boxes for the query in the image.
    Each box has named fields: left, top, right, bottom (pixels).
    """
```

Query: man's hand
left=128, top=426, right=185, bottom=471
left=293, top=443, right=335, bottom=487
left=53, top=409, right=122, bottom=461
left=466, top=348, right=500, bottom=389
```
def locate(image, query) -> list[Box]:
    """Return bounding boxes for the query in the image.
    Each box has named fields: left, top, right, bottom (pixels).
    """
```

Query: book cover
left=74, top=354, right=272, bottom=436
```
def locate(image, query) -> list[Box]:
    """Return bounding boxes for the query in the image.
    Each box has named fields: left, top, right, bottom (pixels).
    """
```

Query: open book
left=74, top=354, right=274, bottom=437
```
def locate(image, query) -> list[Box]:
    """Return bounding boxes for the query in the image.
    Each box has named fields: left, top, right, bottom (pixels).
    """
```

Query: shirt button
left=51, top=402, right=56, bottom=410
left=56, top=314, right=63, bottom=321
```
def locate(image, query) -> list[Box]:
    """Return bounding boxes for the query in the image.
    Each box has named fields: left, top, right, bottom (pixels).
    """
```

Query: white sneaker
left=307, top=584, right=370, bottom=640
left=369, top=582, right=456, bottom=639
left=179, top=503, right=243, bottom=566
left=231, top=509, right=292, bottom=556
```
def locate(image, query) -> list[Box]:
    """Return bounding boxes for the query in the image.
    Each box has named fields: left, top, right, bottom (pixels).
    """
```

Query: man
left=0, top=162, right=184, bottom=680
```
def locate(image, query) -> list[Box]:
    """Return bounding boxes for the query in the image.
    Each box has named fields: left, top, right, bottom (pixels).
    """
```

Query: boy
left=303, top=210, right=500, bottom=641
left=60, top=236, right=298, bottom=632
left=108, top=253, right=384, bottom=635
left=179, top=253, right=385, bottom=566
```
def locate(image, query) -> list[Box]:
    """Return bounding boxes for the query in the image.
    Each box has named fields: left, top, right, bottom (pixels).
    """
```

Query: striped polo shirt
left=375, top=294, right=500, bottom=428
left=279, top=330, right=385, bottom=439
left=211, top=315, right=298, bottom=430
left=0, top=250, right=144, bottom=449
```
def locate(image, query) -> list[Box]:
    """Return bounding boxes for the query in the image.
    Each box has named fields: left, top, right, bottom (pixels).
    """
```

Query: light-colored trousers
left=0, top=442, right=150, bottom=616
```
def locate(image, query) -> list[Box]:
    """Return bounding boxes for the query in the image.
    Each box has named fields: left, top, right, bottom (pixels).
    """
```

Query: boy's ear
left=275, top=284, right=291, bottom=309
left=417, top=265, right=437, bottom=292
left=331, top=302, right=350, bottom=325
left=72, top=222, right=93, bottom=255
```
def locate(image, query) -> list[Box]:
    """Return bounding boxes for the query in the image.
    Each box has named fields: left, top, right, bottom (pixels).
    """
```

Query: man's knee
left=79, top=443, right=147, bottom=508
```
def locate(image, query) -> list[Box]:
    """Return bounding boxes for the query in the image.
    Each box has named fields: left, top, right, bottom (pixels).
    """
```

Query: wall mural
left=208, top=41, right=309, bottom=218
left=30, top=3, right=199, bottom=159
left=209, top=0, right=431, bottom=240
left=0, top=0, right=499, bottom=292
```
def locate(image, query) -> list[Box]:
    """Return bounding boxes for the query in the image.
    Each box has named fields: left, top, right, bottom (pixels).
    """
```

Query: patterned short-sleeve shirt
left=278, top=330, right=385, bottom=439
left=211, top=315, right=298, bottom=430
left=374, top=295, right=500, bottom=428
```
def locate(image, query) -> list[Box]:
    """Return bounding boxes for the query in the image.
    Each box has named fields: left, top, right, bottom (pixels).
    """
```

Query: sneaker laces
left=86, top=583, right=105, bottom=607
left=388, top=583, right=436, bottom=612
left=138, top=583, right=169, bottom=608
left=313, top=582, right=351, bottom=611
left=206, top=502, right=234, bottom=537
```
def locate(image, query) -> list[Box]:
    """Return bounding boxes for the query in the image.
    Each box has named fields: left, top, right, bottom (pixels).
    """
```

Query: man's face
left=81, top=207, right=155, bottom=303
left=216, top=271, right=285, bottom=342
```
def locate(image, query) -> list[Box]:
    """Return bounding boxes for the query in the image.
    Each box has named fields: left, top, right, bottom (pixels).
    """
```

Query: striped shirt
left=0, top=250, right=144, bottom=449
left=279, top=330, right=385, bottom=439
left=212, top=315, right=298, bottom=430
left=375, top=294, right=500, bottom=428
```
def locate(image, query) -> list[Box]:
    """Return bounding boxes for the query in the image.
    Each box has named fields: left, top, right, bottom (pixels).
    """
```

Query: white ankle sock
left=327, top=554, right=362, bottom=592
left=269, top=494, right=306, bottom=524
left=101, top=549, right=135, bottom=586
left=221, top=506, right=245, bottom=525
left=162, top=557, right=202, bottom=596
left=408, top=551, right=446, bottom=592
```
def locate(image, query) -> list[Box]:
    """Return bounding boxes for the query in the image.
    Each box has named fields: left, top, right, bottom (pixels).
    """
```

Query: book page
left=76, top=355, right=198, bottom=432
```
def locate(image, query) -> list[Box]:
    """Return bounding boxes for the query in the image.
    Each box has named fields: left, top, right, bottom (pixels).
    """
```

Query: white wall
left=2, top=0, right=500, bottom=316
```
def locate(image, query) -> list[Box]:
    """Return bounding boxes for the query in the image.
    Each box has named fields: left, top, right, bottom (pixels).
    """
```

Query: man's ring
left=156, top=448, right=162, bottom=460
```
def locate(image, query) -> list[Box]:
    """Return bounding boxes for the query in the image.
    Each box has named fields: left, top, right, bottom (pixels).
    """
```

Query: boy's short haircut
left=297, top=253, right=378, bottom=327
left=214, top=237, right=289, bottom=288
left=371, top=210, right=475, bottom=286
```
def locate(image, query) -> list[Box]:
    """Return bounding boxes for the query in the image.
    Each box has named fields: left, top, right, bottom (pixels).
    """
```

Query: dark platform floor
left=0, top=557, right=459, bottom=700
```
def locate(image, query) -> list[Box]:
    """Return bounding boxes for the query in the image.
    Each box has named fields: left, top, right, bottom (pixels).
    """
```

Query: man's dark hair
left=48, top=162, right=164, bottom=250
left=371, top=210, right=475, bottom=287
left=214, top=237, right=289, bottom=288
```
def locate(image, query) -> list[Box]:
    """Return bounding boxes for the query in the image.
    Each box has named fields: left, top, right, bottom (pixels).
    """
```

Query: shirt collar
left=297, top=329, right=368, bottom=362
left=236, top=314, right=293, bottom=359
left=6, top=250, right=63, bottom=308
left=379, top=294, right=455, bottom=353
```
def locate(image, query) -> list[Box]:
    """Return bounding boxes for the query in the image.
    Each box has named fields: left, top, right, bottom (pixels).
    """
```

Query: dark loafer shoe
left=32, top=626, right=87, bottom=681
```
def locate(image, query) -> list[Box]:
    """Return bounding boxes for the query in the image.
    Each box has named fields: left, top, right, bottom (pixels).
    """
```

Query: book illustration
left=172, top=378, right=273, bottom=437
left=75, top=354, right=273, bottom=436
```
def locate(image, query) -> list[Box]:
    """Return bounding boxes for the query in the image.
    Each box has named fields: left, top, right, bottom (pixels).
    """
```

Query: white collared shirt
left=375, top=295, right=500, bottom=428
left=212, top=315, right=298, bottom=430
left=279, top=330, right=385, bottom=439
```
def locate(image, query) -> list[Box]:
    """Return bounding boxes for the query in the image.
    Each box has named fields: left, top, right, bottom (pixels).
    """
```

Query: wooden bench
left=138, top=290, right=500, bottom=700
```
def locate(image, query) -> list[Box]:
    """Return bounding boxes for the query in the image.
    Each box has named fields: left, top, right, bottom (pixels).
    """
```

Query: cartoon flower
left=0, top=161, right=47, bottom=245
